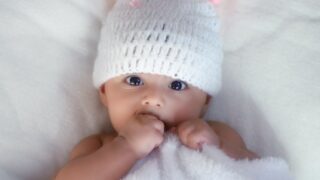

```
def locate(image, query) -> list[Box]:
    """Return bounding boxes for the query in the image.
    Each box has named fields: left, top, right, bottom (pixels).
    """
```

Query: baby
left=56, top=0, right=257, bottom=179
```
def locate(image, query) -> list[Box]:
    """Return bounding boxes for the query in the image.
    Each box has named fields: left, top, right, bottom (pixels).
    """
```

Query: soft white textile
left=123, top=134, right=292, bottom=180
left=0, top=0, right=319, bottom=180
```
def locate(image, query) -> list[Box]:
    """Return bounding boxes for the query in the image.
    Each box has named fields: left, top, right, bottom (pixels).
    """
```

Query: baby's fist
left=176, top=119, right=220, bottom=151
left=118, top=115, right=164, bottom=159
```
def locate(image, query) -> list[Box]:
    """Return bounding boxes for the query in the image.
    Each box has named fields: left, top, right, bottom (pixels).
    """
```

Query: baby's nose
left=141, top=94, right=164, bottom=108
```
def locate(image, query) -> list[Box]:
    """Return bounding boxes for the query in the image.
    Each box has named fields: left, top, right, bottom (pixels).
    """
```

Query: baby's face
left=99, top=73, right=210, bottom=132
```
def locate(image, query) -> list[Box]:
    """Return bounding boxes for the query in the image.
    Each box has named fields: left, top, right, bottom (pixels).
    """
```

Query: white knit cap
left=93, top=0, right=223, bottom=96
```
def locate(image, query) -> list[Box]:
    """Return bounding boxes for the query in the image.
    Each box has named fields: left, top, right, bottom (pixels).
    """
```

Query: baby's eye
left=169, top=80, right=188, bottom=91
left=125, top=75, right=144, bottom=86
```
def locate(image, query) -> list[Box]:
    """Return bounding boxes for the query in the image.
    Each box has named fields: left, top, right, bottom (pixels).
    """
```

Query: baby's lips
left=137, top=113, right=159, bottom=121
left=136, top=110, right=162, bottom=121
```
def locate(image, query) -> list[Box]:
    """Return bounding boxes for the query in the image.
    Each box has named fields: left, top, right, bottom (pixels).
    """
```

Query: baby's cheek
left=108, top=103, right=131, bottom=131
left=172, top=103, right=202, bottom=123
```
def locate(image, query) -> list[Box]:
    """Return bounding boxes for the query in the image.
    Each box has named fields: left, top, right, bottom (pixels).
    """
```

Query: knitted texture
left=93, top=0, right=223, bottom=96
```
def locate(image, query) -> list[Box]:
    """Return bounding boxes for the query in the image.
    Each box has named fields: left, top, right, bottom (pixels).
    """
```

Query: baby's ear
left=205, top=95, right=212, bottom=105
left=99, top=84, right=108, bottom=108
left=200, top=95, right=212, bottom=117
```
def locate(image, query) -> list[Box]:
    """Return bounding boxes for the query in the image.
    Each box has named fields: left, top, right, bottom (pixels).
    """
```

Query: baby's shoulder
left=100, top=132, right=117, bottom=144
left=69, top=132, right=117, bottom=160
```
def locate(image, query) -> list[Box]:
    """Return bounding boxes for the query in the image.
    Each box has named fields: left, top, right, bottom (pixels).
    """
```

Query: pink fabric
left=210, top=0, right=220, bottom=5
left=129, top=0, right=141, bottom=8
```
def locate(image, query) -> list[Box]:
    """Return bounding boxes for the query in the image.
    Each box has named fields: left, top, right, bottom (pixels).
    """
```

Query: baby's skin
left=55, top=73, right=258, bottom=180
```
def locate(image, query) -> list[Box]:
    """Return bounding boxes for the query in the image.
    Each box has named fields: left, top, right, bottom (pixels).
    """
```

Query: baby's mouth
left=136, top=111, right=170, bottom=130
left=139, top=113, right=160, bottom=121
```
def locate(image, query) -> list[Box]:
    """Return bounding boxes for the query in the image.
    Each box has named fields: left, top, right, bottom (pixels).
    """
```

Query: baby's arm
left=208, top=121, right=259, bottom=160
left=55, top=115, right=164, bottom=180
left=55, top=134, right=139, bottom=180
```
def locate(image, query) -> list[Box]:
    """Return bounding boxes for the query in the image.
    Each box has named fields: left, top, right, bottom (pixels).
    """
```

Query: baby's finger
left=152, top=119, right=165, bottom=134
left=138, top=116, right=165, bottom=134
left=186, top=133, right=206, bottom=151
left=177, top=121, right=195, bottom=145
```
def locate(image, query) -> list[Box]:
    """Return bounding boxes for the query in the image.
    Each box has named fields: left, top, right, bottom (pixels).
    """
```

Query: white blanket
left=124, top=134, right=292, bottom=180
left=0, top=0, right=319, bottom=179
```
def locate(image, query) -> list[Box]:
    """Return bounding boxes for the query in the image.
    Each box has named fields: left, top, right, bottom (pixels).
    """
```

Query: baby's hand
left=174, top=119, right=220, bottom=151
left=118, top=115, right=164, bottom=159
